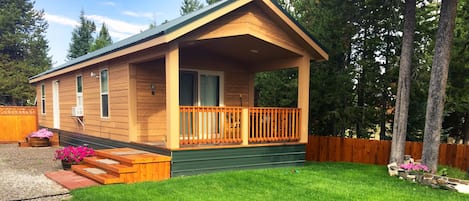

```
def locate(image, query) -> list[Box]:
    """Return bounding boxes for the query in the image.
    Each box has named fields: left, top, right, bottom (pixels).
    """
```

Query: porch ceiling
left=180, top=35, right=301, bottom=64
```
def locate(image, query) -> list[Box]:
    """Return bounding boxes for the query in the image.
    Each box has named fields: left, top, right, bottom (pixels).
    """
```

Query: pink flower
left=54, top=146, right=95, bottom=163
left=28, top=128, right=54, bottom=139
left=399, top=163, right=430, bottom=173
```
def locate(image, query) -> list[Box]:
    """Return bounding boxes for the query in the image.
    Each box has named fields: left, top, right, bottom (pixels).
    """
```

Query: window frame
left=100, top=69, right=109, bottom=118
left=76, top=75, right=83, bottom=108
left=40, top=83, right=46, bottom=114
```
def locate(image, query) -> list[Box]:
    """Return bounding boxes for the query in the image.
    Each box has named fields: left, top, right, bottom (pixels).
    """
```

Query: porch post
left=128, top=64, right=138, bottom=142
left=298, top=56, right=311, bottom=143
left=241, top=108, right=249, bottom=145
left=165, top=43, right=180, bottom=149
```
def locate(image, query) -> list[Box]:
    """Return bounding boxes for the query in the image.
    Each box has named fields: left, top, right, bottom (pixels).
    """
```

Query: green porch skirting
left=51, top=128, right=305, bottom=177
left=171, top=144, right=305, bottom=177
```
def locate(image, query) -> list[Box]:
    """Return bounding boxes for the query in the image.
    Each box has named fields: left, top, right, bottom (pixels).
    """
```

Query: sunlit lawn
left=70, top=162, right=469, bottom=201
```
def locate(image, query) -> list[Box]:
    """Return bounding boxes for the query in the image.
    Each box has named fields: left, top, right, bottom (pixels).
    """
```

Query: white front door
left=52, top=80, right=60, bottom=129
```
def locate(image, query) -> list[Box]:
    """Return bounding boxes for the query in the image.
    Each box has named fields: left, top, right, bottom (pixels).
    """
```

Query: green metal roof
left=30, top=0, right=235, bottom=80
left=30, top=0, right=326, bottom=81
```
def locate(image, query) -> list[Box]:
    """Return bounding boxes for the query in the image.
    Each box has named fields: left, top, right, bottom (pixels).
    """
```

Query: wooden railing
left=249, top=107, right=300, bottom=143
left=179, top=106, right=301, bottom=146
left=179, top=106, right=243, bottom=145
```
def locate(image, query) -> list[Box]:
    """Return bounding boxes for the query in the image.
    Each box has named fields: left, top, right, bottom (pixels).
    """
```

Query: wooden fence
left=0, top=106, right=38, bottom=142
left=306, top=135, right=469, bottom=171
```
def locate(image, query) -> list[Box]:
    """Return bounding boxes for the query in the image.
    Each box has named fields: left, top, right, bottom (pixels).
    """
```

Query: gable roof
left=30, top=0, right=327, bottom=83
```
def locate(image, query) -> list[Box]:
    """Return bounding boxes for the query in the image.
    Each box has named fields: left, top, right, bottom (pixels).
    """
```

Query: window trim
left=100, top=68, right=109, bottom=118
left=40, top=83, right=46, bottom=114
left=76, top=75, right=83, bottom=108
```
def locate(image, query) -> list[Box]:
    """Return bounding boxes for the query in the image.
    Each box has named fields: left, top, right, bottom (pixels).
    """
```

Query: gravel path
left=0, top=144, right=71, bottom=201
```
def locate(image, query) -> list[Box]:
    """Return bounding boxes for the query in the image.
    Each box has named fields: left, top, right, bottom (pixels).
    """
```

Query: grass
left=438, top=165, right=469, bottom=180
left=70, top=162, right=469, bottom=201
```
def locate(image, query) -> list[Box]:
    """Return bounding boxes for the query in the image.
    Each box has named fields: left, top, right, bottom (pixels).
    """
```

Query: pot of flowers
left=27, top=128, right=54, bottom=147
left=54, top=146, right=95, bottom=170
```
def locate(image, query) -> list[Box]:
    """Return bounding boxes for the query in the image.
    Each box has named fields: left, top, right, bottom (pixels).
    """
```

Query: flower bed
left=388, top=156, right=469, bottom=194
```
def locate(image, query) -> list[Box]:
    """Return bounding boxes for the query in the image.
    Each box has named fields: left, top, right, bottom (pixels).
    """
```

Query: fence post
left=241, top=108, right=249, bottom=145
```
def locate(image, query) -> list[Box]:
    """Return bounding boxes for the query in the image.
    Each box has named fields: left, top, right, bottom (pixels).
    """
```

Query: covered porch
left=159, top=35, right=312, bottom=150
left=126, top=1, right=328, bottom=150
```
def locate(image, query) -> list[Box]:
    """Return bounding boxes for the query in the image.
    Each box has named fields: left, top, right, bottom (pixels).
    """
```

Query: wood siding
left=135, top=59, right=167, bottom=142
left=36, top=59, right=130, bottom=142
left=180, top=49, right=251, bottom=107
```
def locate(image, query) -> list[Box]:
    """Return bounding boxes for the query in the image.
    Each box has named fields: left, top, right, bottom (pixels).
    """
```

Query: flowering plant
left=28, top=128, right=54, bottom=139
left=399, top=163, right=430, bottom=174
left=54, top=146, right=95, bottom=163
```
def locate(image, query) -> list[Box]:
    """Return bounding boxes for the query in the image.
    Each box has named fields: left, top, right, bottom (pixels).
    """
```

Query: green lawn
left=70, top=162, right=469, bottom=201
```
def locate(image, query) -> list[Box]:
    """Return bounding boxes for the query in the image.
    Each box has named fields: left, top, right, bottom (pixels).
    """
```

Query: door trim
left=52, top=80, right=60, bottom=129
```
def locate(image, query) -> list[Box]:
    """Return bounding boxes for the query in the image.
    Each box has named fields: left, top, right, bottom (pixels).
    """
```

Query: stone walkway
left=0, top=144, right=71, bottom=201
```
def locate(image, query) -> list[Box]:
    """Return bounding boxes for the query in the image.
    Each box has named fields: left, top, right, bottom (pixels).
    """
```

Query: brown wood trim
left=174, top=141, right=306, bottom=151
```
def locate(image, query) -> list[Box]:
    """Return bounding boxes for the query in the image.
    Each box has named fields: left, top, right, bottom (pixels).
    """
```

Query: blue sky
left=34, top=0, right=189, bottom=67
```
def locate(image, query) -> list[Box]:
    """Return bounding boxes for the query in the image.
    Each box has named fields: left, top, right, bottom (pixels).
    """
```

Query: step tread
left=95, top=148, right=171, bottom=164
left=84, top=156, right=136, bottom=173
left=72, top=164, right=124, bottom=184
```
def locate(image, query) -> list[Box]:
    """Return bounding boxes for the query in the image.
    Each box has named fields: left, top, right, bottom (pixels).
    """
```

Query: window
left=100, top=69, right=109, bottom=118
left=76, top=75, right=83, bottom=107
left=41, top=83, right=46, bottom=114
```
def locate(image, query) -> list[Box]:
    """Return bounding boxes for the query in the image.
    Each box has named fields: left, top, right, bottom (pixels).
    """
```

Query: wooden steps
left=72, top=148, right=171, bottom=185
left=72, top=164, right=124, bottom=184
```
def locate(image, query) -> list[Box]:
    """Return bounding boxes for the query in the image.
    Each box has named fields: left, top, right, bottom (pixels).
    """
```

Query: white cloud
left=122, top=11, right=163, bottom=20
left=85, top=15, right=148, bottom=40
left=44, top=13, right=78, bottom=27
left=100, top=1, right=116, bottom=6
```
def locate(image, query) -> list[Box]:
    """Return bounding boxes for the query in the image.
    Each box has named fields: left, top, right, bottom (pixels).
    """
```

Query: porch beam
left=253, top=57, right=302, bottom=72
left=165, top=43, right=180, bottom=149
left=298, top=56, right=311, bottom=143
left=128, top=64, right=138, bottom=142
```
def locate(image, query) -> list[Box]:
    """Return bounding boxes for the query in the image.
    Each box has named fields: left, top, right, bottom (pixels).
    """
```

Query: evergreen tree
left=90, top=23, right=112, bottom=51
left=0, top=0, right=51, bottom=105
left=443, top=0, right=469, bottom=144
left=422, top=0, right=458, bottom=172
left=180, top=0, right=204, bottom=16
left=390, top=0, right=416, bottom=164
left=67, top=10, right=96, bottom=59
left=206, top=0, right=221, bottom=5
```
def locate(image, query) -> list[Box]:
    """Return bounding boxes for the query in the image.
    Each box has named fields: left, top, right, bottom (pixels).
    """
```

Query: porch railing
left=179, top=106, right=300, bottom=146
left=180, top=106, right=243, bottom=145
left=249, top=107, right=300, bottom=143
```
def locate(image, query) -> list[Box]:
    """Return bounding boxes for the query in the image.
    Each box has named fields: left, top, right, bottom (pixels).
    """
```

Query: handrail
left=179, top=106, right=300, bottom=146
left=180, top=106, right=242, bottom=145
left=248, top=107, right=300, bottom=143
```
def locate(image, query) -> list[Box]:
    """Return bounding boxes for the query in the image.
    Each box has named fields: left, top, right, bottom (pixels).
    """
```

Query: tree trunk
left=389, top=0, right=416, bottom=164
left=462, top=112, right=469, bottom=145
left=422, top=0, right=458, bottom=173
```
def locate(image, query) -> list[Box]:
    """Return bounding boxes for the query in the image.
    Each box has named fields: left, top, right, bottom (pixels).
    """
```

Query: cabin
left=30, top=0, right=328, bottom=177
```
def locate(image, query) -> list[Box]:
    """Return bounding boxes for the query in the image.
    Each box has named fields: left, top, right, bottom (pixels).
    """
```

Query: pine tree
left=90, top=23, right=112, bottom=51
left=390, top=0, right=416, bottom=164
left=0, top=0, right=51, bottom=105
left=422, top=0, right=458, bottom=172
left=206, top=0, right=221, bottom=5
left=443, top=0, right=469, bottom=144
left=67, top=10, right=96, bottom=59
left=180, top=0, right=204, bottom=16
